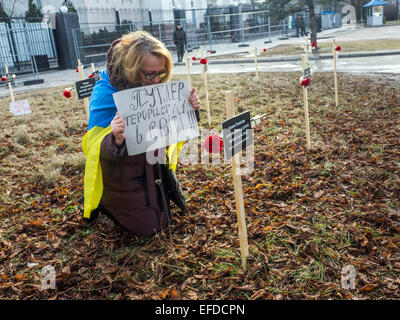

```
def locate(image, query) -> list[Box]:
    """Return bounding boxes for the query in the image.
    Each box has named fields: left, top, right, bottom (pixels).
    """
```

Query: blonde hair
left=107, top=31, right=173, bottom=88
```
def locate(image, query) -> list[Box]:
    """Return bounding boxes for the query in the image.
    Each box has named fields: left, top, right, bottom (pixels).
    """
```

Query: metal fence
left=72, top=8, right=343, bottom=65
left=73, top=9, right=286, bottom=64
left=0, top=19, right=58, bottom=77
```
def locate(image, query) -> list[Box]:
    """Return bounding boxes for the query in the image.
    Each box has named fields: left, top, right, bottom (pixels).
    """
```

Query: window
left=373, top=6, right=383, bottom=17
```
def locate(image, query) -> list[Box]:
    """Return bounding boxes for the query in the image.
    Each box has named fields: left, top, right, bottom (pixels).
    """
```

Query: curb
left=177, top=50, right=400, bottom=65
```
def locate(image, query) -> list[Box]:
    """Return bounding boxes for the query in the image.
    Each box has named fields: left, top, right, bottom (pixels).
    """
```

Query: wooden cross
left=333, top=39, right=339, bottom=107
left=225, top=90, right=249, bottom=271
left=200, top=46, right=212, bottom=127
left=77, top=60, right=90, bottom=120
left=4, top=66, right=15, bottom=103
left=301, top=54, right=311, bottom=150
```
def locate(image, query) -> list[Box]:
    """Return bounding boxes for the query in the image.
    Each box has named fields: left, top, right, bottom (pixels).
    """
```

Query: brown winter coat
left=99, top=133, right=169, bottom=236
left=97, top=37, right=199, bottom=236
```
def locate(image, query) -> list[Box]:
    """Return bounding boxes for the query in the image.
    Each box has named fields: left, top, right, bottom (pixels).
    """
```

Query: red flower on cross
left=203, top=135, right=224, bottom=154
left=63, top=90, right=72, bottom=98
left=192, top=57, right=196, bottom=61
left=89, top=74, right=94, bottom=78
left=300, top=77, right=310, bottom=87
left=199, top=58, right=208, bottom=65
left=311, top=41, right=316, bottom=48
left=1, top=76, right=7, bottom=82
left=335, top=46, right=342, bottom=51
left=263, top=48, right=267, bottom=52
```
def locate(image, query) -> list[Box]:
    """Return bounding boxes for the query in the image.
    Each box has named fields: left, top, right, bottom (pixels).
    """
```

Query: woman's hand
left=189, top=88, right=200, bottom=111
left=110, top=112, right=125, bottom=146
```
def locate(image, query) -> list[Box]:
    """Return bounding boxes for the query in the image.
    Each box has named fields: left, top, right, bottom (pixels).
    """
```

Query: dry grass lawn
left=0, top=71, right=399, bottom=300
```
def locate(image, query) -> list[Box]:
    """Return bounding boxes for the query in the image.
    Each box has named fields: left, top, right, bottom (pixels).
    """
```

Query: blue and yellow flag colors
left=82, top=70, right=116, bottom=219
left=87, top=70, right=118, bottom=131
left=82, top=70, right=184, bottom=219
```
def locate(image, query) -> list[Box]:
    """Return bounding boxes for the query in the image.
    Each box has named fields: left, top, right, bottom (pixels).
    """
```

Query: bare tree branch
left=0, top=0, right=17, bottom=19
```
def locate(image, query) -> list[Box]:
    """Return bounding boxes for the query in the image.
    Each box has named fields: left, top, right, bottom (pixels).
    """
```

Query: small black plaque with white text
left=221, top=110, right=253, bottom=160
left=75, top=78, right=96, bottom=100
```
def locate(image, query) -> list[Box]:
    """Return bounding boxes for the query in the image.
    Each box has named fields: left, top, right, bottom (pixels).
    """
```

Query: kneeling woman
left=82, top=31, right=200, bottom=236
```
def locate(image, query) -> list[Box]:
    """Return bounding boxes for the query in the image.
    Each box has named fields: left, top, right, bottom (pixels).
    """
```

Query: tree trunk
left=308, top=2, right=317, bottom=48
left=351, top=0, right=364, bottom=22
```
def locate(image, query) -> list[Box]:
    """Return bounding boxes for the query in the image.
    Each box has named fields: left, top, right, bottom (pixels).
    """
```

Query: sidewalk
left=201, top=49, right=400, bottom=65
left=1, top=24, right=399, bottom=98
left=189, top=24, right=364, bottom=60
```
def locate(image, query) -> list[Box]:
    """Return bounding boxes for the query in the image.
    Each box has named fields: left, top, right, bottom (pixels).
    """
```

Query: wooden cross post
left=302, top=55, right=311, bottom=150
left=254, top=44, right=259, bottom=80
left=200, top=46, right=212, bottom=127
left=91, top=63, right=95, bottom=73
left=333, top=38, right=339, bottom=107
left=185, top=50, right=192, bottom=90
left=305, top=39, right=309, bottom=61
left=4, top=66, right=15, bottom=103
left=77, top=59, right=82, bottom=75
left=77, top=63, right=90, bottom=120
left=225, top=90, right=249, bottom=271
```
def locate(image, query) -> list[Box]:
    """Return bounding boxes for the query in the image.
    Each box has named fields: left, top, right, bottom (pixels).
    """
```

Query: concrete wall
left=53, top=12, right=80, bottom=69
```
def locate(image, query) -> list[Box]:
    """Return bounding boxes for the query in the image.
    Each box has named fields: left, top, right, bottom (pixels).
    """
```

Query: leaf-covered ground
left=0, top=71, right=399, bottom=300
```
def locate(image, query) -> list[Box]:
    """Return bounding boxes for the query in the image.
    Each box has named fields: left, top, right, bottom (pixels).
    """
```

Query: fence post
left=158, top=23, right=162, bottom=41
left=148, top=10, right=153, bottom=35
left=6, top=19, right=21, bottom=72
left=71, top=29, right=80, bottom=63
left=265, top=13, right=272, bottom=44
left=206, top=15, right=213, bottom=52
left=23, top=22, right=39, bottom=80
left=238, top=9, right=249, bottom=47
left=278, top=17, right=289, bottom=40
left=240, top=10, right=244, bottom=44
left=283, top=18, right=286, bottom=36
left=268, top=14, right=271, bottom=40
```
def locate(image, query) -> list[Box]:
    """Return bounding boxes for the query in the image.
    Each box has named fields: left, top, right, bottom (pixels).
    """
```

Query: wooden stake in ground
left=185, top=50, right=192, bottom=90
left=333, top=38, right=339, bottom=107
left=304, top=39, right=309, bottom=62
left=224, top=90, right=249, bottom=271
left=254, top=44, right=259, bottom=80
left=302, top=55, right=311, bottom=150
left=91, top=63, right=95, bottom=73
left=77, top=63, right=90, bottom=120
left=4, top=66, right=15, bottom=103
left=200, top=46, right=212, bottom=127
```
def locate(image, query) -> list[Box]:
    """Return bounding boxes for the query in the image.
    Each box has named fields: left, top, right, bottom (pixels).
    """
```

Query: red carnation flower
left=192, top=57, right=196, bottom=61
left=335, top=46, right=342, bottom=51
left=63, top=90, right=72, bottom=98
left=76, top=67, right=79, bottom=72
left=263, top=48, right=267, bottom=52
left=89, top=74, right=94, bottom=78
left=199, top=58, right=208, bottom=65
left=311, top=41, right=316, bottom=48
left=202, top=135, right=223, bottom=154
left=300, top=77, right=310, bottom=87
left=1, top=76, right=6, bottom=82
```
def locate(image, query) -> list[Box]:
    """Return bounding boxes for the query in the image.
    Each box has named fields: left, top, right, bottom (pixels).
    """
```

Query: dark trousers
left=176, top=42, right=185, bottom=61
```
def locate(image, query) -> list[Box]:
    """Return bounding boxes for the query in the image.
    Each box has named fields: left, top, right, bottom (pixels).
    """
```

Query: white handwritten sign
left=9, top=100, right=31, bottom=116
left=113, top=80, right=199, bottom=156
